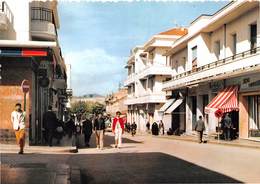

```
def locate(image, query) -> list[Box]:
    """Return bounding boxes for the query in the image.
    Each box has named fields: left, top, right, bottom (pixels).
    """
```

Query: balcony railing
left=31, top=7, right=58, bottom=40
left=0, top=1, right=13, bottom=24
left=125, top=92, right=166, bottom=105
left=138, top=63, right=172, bottom=79
left=163, top=47, right=260, bottom=90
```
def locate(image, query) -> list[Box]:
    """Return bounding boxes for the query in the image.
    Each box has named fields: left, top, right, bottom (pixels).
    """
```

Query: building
left=162, top=1, right=260, bottom=140
left=105, top=87, right=128, bottom=117
left=124, top=28, right=188, bottom=132
left=0, top=0, right=68, bottom=145
left=65, top=64, right=72, bottom=109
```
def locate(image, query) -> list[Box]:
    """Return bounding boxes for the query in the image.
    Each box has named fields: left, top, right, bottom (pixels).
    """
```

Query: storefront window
left=248, top=95, right=260, bottom=137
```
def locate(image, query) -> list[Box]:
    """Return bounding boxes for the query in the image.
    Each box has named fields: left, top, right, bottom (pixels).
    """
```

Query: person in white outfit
left=11, top=103, right=26, bottom=154
left=112, top=111, right=125, bottom=148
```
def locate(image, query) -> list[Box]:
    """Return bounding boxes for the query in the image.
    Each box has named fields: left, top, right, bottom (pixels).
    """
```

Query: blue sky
left=58, top=1, right=228, bottom=96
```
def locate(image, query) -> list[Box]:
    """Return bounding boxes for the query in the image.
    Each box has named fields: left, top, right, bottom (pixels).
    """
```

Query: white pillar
left=186, top=96, right=192, bottom=134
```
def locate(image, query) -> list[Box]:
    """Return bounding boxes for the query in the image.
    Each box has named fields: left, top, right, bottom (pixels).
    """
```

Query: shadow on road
left=1, top=152, right=241, bottom=184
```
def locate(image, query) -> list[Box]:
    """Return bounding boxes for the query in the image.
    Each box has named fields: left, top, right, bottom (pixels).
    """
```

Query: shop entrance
left=191, top=96, right=197, bottom=130
left=229, top=111, right=239, bottom=139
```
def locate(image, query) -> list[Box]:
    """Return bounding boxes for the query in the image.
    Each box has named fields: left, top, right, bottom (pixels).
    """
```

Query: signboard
left=21, top=80, right=30, bottom=93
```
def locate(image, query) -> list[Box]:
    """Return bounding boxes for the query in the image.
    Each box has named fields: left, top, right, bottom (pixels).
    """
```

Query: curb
left=157, top=136, right=260, bottom=150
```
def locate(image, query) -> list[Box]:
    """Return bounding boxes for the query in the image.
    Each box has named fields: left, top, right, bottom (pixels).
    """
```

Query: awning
left=165, top=98, right=184, bottom=114
left=205, top=85, right=239, bottom=114
left=159, top=99, right=175, bottom=112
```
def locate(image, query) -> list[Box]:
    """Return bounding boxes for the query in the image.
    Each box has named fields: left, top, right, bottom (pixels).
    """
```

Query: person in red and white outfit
left=112, top=111, right=125, bottom=148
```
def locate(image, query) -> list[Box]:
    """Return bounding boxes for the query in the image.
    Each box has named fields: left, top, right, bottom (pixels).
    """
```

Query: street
left=1, top=133, right=260, bottom=184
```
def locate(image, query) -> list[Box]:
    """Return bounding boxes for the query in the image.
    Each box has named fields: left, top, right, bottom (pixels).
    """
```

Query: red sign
left=214, top=109, right=223, bottom=118
left=21, top=80, right=30, bottom=93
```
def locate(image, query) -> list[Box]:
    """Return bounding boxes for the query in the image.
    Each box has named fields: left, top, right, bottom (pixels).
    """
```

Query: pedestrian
left=11, top=103, right=26, bottom=154
left=151, top=122, right=159, bottom=135
left=112, top=111, right=125, bottom=148
left=223, top=113, right=232, bottom=141
left=43, top=106, right=58, bottom=147
left=65, top=115, right=75, bottom=139
left=82, top=117, right=92, bottom=147
left=72, top=115, right=82, bottom=153
left=127, top=122, right=131, bottom=133
left=131, top=122, right=137, bottom=137
left=159, top=120, right=165, bottom=135
left=195, top=116, right=205, bottom=143
left=146, top=121, right=150, bottom=132
left=94, top=113, right=105, bottom=150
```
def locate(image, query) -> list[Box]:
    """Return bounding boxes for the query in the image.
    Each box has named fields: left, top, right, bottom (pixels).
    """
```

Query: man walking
left=195, top=116, right=205, bottom=143
left=223, top=113, right=232, bottom=141
left=82, top=117, right=92, bottom=147
left=131, top=122, right=137, bottom=137
left=11, top=103, right=26, bottom=154
left=43, top=106, right=57, bottom=147
left=159, top=120, right=165, bottom=135
left=94, top=113, right=105, bottom=150
left=112, top=111, right=125, bottom=148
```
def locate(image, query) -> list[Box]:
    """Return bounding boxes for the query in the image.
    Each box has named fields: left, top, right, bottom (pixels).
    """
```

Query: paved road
left=1, top=133, right=260, bottom=183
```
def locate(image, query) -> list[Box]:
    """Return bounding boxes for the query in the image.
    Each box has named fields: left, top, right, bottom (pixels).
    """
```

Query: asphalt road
left=1, top=133, right=260, bottom=183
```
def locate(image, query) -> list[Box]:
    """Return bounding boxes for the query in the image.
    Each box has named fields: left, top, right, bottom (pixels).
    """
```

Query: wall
left=5, top=0, right=29, bottom=41
left=0, top=59, right=32, bottom=131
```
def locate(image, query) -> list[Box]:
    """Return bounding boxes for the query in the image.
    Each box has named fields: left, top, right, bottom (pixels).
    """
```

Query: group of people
left=10, top=102, right=128, bottom=154
left=194, top=113, right=236, bottom=143
left=66, top=111, right=126, bottom=152
left=146, top=120, right=165, bottom=136
left=125, top=122, right=137, bottom=136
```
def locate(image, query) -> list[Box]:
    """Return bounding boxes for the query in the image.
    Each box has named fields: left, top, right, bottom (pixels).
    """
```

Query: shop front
left=238, top=73, right=260, bottom=140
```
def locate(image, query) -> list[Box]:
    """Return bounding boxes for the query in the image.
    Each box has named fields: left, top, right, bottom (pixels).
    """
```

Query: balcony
left=30, top=7, right=57, bottom=41
left=138, top=64, right=172, bottom=79
left=124, top=73, right=135, bottom=86
left=125, top=92, right=166, bottom=105
left=0, top=1, right=13, bottom=30
left=163, top=47, right=260, bottom=91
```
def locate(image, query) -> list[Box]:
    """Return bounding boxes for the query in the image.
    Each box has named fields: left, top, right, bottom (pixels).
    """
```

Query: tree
left=70, top=101, right=105, bottom=115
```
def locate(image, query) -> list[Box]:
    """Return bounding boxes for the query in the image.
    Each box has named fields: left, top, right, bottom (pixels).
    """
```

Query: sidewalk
left=157, top=134, right=260, bottom=149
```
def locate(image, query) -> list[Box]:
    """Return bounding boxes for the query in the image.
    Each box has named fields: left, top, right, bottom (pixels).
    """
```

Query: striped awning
left=205, top=85, right=239, bottom=114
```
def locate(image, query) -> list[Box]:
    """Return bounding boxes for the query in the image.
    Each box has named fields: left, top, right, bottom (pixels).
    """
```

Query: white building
left=124, top=28, right=187, bottom=132
left=66, top=64, right=72, bottom=109
left=0, top=0, right=67, bottom=145
left=162, top=1, right=260, bottom=140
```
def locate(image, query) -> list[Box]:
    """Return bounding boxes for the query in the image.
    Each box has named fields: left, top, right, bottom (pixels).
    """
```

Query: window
left=250, top=24, right=257, bottom=50
left=31, top=7, right=53, bottom=22
left=141, top=79, right=147, bottom=90
left=192, top=46, right=197, bottom=69
left=191, top=46, right=197, bottom=61
left=214, top=40, right=221, bottom=59
left=232, top=34, right=237, bottom=55
left=148, top=77, right=155, bottom=92
left=249, top=95, right=260, bottom=137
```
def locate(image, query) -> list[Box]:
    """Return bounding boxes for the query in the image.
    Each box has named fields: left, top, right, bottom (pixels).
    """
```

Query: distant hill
left=76, top=93, right=104, bottom=98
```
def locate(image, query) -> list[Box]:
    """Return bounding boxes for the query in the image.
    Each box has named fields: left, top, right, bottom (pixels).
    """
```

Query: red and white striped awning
left=205, top=85, right=239, bottom=114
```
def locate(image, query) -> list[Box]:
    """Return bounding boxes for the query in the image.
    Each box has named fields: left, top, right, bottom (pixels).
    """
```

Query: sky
left=58, top=1, right=228, bottom=96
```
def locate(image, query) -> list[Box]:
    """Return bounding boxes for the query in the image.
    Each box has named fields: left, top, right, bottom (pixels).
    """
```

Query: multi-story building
left=124, top=28, right=187, bottom=132
left=105, top=87, right=128, bottom=117
left=0, top=0, right=68, bottom=145
left=162, top=1, right=260, bottom=140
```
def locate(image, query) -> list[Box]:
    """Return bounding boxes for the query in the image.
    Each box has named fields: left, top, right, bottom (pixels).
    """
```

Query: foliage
left=70, top=101, right=105, bottom=115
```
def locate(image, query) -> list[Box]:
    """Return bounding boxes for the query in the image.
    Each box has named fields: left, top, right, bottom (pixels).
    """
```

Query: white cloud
left=64, top=48, right=126, bottom=96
